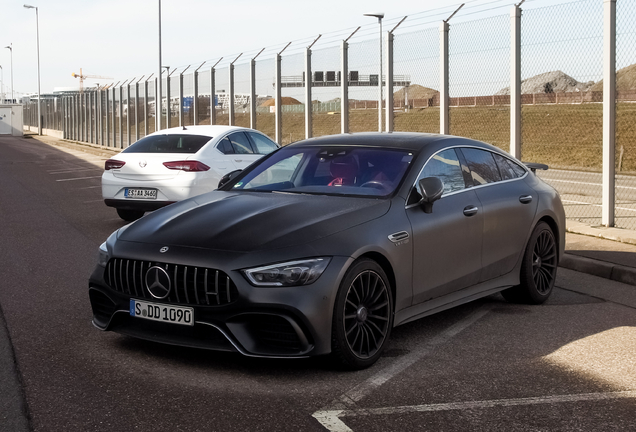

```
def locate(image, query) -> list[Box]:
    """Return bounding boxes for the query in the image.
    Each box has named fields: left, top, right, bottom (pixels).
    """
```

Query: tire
left=502, top=221, right=558, bottom=305
left=331, top=258, right=393, bottom=370
left=116, top=208, right=145, bottom=222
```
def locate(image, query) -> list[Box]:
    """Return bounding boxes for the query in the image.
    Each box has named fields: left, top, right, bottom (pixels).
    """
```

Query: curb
left=560, top=253, right=636, bottom=286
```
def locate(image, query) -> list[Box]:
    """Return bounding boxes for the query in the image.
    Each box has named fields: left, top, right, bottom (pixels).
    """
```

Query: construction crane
left=71, top=68, right=113, bottom=93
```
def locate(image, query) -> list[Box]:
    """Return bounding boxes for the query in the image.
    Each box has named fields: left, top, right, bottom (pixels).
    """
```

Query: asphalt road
left=1, top=135, right=636, bottom=432
left=538, top=169, right=636, bottom=229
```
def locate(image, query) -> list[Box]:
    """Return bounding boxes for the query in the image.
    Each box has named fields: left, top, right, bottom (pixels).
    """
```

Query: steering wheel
left=360, top=180, right=391, bottom=193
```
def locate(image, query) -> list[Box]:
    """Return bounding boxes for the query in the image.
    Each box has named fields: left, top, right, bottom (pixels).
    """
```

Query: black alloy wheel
left=332, top=258, right=393, bottom=370
left=502, top=221, right=557, bottom=304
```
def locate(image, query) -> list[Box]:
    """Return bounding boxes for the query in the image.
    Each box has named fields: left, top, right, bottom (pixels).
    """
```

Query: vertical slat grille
left=104, top=259, right=238, bottom=306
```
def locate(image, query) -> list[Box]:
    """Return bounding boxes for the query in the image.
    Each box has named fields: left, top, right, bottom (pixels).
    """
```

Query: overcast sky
left=0, top=0, right=581, bottom=97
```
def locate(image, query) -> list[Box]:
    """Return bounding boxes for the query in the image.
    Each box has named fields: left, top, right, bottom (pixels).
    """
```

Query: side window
left=461, top=148, right=502, bottom=185
left=228, top=132, right=255, bottom=154
left=217, top=137, right=234, bottom=155
left=493, top=153, right=526, bottom=180
left=420, top=148, right=466, bottom=196
left=248, top=132, right=279, bottom=155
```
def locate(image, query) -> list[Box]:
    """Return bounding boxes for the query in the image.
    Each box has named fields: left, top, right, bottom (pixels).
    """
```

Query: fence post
left=275, top=51, right=282, bottom=144
left=305, top=47, right=312, bottom=139
left=440, top=21, right=449, bottom=135
left=99, top=89, right=104, bottom=145
left=144, top=78, right=149, bottom=136
left=510, top=3, right=522, bottom=159
left=119, top=84, right=125, bottom=148
left=210, top=67, right=217, bottom=125
left=385, top=30, right=394, bottom=133
left=166, top=72, right=172, bottom=129
left=250, top=50, right=264, bottom=130
left=192, top=62, right=205, bottom=126
left=135, top=79, right=140, bottom=142
left=229, top=55, right=241, bottom=127
left=341, top=40, right=349, bottom=134
left=105, top=87, right=110, bottom=146
left=602, top=0, right=616, bottom=227
left=111, top=86, right=116, bottom=148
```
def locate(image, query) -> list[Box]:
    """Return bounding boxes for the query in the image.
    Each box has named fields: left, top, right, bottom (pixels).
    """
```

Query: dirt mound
left=589, top=63, right=636, bottom=91
left=496, top=70, right=594, bottom=95
left=394, top=84, right=439, bottom=100
left=259, top=97, right=302, bottom=107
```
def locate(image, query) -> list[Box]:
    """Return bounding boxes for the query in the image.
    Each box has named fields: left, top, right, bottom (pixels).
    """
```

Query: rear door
left=459, top=147, right=538, bottom=282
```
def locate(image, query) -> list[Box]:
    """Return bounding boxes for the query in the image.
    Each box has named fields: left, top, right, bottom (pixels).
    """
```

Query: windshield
left=122, top=134, right=212, bottom=154
left=230, top=146, right=414, bottom=197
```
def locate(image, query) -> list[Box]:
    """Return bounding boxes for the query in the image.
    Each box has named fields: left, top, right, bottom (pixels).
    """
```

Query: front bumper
left=88, top=255, right=349, bottom=358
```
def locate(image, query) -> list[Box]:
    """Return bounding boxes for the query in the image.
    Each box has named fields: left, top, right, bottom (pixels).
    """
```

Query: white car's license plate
left=124, top=188, right=157, bottom=199
left=130, top=299, right=194, bottom=326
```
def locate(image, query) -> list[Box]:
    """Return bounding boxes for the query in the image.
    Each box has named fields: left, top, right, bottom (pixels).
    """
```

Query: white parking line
left=49, top=168, right=100, bottom=175
left=313, top=391, right=636, bottom=431
left=56, top=176, right=102, bottom=182
left=313, top=305, right=492, bottom=431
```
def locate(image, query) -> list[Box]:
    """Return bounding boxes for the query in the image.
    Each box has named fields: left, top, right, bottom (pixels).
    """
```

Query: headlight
left=98, top=241, right=109, bottom=268
left=242, top=258, right=331, bottom=287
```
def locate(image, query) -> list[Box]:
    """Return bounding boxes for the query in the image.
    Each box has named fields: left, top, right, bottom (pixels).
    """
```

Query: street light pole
left=364, top=12, right=384, bottom=132
left=24, top=5, right=42, bottom=135
left=4, top=44, right=13, bottom=104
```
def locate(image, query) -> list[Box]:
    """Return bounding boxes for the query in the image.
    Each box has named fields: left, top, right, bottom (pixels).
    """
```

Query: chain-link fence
left=21, top=0, right=636, bottom=229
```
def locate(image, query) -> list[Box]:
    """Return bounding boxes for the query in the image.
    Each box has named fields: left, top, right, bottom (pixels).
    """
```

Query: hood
left=118, top=191, right=390, bottom=252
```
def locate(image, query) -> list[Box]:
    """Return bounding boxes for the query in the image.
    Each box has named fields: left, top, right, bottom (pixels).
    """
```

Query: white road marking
left=313, top=304, right=492, bottom=432
left=55, top=176, right=102, bottom=182
left=313, top=391, right=636, bottom=431
left=562, top=199, right=636, bottom=213
left=543, top=178, right=636, bottom=191
left=49, top=168, right=100, bottom=175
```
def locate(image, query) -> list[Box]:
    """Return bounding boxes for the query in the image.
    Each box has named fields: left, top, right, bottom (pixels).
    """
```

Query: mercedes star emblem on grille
left=145, top=266, right=171, bottom=299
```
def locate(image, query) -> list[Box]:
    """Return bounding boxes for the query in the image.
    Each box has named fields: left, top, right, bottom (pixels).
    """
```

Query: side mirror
left=218, top=169, right=242, bottom=189
left=418, top=177, right=444, bottom=214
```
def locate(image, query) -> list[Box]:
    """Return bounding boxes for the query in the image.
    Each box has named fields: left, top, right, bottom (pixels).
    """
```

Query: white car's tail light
left=163, top=161, right=211, bottom=172
left=105, top=159, right=126, bottom=170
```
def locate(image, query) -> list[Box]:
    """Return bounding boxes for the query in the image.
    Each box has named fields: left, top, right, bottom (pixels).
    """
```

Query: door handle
left=519, top=195, right=533, bottom=204
left=463, top=205, right=478, bottom=217
left=234, top=159, right=243, bottom=163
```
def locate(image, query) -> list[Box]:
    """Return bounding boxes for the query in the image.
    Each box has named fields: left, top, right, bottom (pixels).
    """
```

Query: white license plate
left=124, top=188, right=157, bottom=199
left=130, top=299, right=194, bottom=326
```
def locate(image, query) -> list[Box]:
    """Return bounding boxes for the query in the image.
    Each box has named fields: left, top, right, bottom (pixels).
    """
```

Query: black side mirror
left=418, top=177, right=444, bottom=214
left=218, top=169, right=242, bottom=189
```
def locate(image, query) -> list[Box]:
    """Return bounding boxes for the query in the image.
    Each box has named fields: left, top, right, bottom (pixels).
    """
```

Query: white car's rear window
left=122, top=134, right=212, bottom=154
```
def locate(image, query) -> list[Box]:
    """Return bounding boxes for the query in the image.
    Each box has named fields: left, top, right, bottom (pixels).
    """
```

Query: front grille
left=104, top=258, right=238, bottom=306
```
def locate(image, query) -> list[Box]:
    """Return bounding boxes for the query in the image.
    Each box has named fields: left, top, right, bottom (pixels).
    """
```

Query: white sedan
left=102, top=125, right=279, bottom=221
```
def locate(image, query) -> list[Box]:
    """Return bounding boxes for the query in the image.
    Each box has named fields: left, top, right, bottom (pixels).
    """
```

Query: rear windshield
left=122, top=134, right=212, bottom=154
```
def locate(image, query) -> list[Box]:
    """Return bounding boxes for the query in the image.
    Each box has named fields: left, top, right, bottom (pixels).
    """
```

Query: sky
left=0, top=0, right=599, bottom=98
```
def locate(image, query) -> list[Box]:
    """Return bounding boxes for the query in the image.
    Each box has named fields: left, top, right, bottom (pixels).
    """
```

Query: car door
left=459, top=147, right=538, bottom=282
left=406, top=148, right=484, bottom=304
left=227, top=131, right=262, bottom=169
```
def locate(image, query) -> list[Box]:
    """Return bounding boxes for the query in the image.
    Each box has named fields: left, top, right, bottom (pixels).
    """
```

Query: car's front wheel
left=331, top=258, right=393, bottom=370
left=116, top=208, right=145, bottom=222
left=502, top=221, right=557, bottom=304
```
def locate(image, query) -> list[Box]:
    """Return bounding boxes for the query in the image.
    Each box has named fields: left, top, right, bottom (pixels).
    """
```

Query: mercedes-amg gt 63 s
left=89, top=132, right=565, bottom=369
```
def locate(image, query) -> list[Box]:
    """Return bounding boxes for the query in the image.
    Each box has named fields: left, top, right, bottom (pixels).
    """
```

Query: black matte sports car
left=89, top=132, right=565, bottom=369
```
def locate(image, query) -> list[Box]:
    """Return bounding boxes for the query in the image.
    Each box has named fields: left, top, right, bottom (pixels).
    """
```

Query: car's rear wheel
left=331, top=258, right=393, bottom=370
left=116, top=208, right=145, bottom=222
left=502, top=221, right=557, bottom=304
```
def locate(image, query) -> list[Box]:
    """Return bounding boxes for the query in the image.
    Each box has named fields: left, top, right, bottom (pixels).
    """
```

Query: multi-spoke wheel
left=332, top=258, right=393, bottom=370
left=502, top=221, right=558, bottom=304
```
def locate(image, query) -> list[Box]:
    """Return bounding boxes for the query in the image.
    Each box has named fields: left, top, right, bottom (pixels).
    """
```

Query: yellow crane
left=71, top=68, right=113, bottom=93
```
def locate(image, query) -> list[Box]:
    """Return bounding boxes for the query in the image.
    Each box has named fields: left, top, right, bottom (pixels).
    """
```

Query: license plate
left=130, top=299, right=194, bottom=326
left=124, top=188, right=157, bottom=199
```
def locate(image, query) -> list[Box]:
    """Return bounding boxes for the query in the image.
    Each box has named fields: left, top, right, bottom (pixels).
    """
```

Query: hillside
left=589, top=63, right=636, bottom=91
left=259, top=97, right=302, bottom=107
left=496, top=70, right=594, bottom=95
left=394, top=84, right=439, bottom=100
